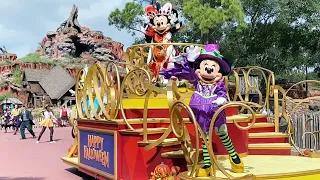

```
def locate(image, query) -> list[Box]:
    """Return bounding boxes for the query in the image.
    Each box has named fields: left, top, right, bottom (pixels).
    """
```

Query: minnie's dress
left=160, top=58, right=228, bottom=133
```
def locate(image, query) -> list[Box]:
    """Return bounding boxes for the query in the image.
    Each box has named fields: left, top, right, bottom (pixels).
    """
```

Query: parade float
left=61, top=2, right=320, bottom=180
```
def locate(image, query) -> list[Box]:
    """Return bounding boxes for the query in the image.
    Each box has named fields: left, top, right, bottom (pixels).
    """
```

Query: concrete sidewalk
left=0, top=127, right=93, bottom=180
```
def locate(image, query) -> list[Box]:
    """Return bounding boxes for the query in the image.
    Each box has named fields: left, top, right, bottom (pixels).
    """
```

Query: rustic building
left=23, top=69, right=50, bottom=107
left=39, top=66, right=76, bottom=107
left=23, top=66, right=75, bottom=108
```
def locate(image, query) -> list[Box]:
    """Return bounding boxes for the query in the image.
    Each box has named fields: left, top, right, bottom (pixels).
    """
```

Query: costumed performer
left=2, top=110, right=11, bottom=133
left=37, top=106, right=57, bottom=143
left=11, top=104, right=21, bottom=135
left=160, top=44, right=244, bottom=176
left=142, top=1, right=182, bottom=80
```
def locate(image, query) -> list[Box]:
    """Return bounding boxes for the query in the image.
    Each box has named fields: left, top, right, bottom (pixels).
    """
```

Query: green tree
left=108, top=2, right=145, bottom=36
left=222, top=0, right=320, bottom=74
left=108, top=0, right=246, bottom=43
left=108, top=0, right=320, bottom=76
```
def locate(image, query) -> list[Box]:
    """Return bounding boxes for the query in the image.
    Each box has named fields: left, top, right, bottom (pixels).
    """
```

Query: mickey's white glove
left=186, top=45, right=200, bottom=62
left=140, top=26, right=148, bottom=33
left=212, top=97, right=227, bottom=106
left=142, top=14, right=151, bottom=24
left=164, top=32, right=172, bottom=42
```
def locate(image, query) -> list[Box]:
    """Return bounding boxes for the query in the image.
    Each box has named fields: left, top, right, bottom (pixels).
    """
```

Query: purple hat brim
left=195, top=54, right=231, bottom=75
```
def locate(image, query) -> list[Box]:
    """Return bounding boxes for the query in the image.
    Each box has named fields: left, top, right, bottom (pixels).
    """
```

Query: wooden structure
left=39, top=66, right=76, bottom=107
left=23, top=69, right=50, bottom=107
left=23, top=66, right=76, bottom=108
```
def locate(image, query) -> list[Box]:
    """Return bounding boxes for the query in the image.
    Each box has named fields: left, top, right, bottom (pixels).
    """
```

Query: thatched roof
left=24, top=69, right=50, bottom=82
left=39, top=66, right=75, bottom=100
left=0, top=97, right=23, bottom=105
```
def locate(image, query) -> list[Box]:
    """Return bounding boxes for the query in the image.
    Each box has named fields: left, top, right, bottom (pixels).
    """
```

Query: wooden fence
left=292, top=112, right=320, bottom=150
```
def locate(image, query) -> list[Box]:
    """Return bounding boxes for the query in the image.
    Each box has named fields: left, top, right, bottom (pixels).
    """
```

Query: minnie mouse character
left=160, top=44, right=244, bottom=177
left=142, top=2, right=182, bottom=79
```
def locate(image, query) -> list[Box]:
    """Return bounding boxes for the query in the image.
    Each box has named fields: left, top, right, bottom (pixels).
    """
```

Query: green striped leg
left=202, top=135, right=211, bottom=168
left=219, top=133, right=240, bottom=164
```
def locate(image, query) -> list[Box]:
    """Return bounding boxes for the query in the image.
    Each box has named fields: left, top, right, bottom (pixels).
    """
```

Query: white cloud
left=0, top=0, right=135, bottom=58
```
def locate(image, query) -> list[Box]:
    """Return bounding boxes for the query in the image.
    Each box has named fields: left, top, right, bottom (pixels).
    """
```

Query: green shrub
left=19, top=53, right=86, bottom=68
left=12, top=68, right=23, bottom=85
left=19, top=53, right=42, bottom=63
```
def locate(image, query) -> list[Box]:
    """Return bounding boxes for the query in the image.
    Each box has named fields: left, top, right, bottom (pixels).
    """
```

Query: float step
left=249, top=132, right=289, bottom=138
left=248, top=143, right=292, bottom=155
left=119, top=128, right=167, bottom=135
left=249, top=132, right=289, bottom=143
left=161, top=149, right=203, bottom=159
left=138, top=138, right=180, bottom=147
left=248, top=143, right=292, bottom=149
left=249, top=122, right=275, bottom=133
left=240, top=113, right=267, bottom=123
left=250, top=122, right=275, bottom=128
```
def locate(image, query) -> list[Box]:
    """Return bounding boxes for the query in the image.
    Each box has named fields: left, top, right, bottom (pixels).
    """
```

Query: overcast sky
left=0, top=0, right=135, bottom=58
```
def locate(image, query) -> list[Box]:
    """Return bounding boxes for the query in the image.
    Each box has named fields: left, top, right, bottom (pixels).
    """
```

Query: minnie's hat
left=195, top=44, right=231, bottom=76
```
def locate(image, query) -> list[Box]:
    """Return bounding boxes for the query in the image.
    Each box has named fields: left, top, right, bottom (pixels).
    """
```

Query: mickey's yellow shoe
left=229, top=156, right=244, bottom=173
left=196, top=166, right=215, bottom=177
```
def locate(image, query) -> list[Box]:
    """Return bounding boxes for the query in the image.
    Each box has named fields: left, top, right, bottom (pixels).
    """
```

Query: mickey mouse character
left=160, top=44, right=244, bottom=177
left=142, top=2, right=182, bottom=79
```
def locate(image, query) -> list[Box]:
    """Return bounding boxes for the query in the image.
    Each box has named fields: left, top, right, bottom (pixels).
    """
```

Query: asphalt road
left=0, top=127, right=94, bottom=180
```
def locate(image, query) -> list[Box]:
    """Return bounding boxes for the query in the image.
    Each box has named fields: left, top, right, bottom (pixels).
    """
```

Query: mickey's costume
left=142, top=2, right=182, bottom=79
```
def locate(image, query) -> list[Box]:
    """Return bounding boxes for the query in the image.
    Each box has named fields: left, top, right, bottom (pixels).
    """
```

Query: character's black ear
left=149, top=18, right=154, bottom=25
left=193, top=62, right=200, bottom=71
left=156, top=2, right=161, bottom=11
left=172, top=9, right=179, bottom=17
left=219, top=58, right=232, bottom=76
left=169, top=9, right=182, bottom=33
left=170, top=22, right=182, bottom=34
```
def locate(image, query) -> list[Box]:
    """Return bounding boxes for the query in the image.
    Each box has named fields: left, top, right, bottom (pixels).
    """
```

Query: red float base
left=76, top=105, right=249, bottom=180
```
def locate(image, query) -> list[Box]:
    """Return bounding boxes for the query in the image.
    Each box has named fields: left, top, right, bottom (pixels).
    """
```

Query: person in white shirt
left=36, top=106, right=57, bottom=143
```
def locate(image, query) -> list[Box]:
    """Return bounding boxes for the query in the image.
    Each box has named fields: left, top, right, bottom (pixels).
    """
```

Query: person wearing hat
left=160, top=44, right=244, bottom=176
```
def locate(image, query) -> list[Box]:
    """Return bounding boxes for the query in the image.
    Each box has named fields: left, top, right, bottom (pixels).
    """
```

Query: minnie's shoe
left=196, top=166, right=214, bottom=177
left=229, top=156, right=244, bottom=173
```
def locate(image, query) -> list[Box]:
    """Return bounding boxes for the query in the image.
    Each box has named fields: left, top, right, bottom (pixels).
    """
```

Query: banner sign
left=79, top=129, right=116, bottom=177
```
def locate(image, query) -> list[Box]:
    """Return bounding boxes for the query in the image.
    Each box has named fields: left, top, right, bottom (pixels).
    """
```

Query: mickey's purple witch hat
left=195, top=44, right=231, bottom=75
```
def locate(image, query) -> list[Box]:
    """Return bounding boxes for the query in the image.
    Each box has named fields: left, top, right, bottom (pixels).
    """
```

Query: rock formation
left=0, top=45, right=18, bottom=61
left=36, top=5, right=124, bottom=62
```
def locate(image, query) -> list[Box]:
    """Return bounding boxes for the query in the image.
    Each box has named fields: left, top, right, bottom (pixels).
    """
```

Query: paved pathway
left=0, top=127, right=94, bottom=180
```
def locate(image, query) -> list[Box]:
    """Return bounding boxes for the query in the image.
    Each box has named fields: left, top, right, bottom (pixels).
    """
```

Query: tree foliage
left=108, top=0, right=320, bottom=75
left=108, top=2, right=145, bottom=36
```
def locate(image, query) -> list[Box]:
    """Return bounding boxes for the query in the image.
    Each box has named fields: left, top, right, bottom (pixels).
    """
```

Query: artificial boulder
left=36, top=5, right=124, bottom=62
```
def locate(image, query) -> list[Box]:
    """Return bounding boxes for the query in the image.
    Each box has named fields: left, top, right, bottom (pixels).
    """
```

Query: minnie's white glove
left=186, top=45, right=200, bottom=62
left=212, top=97, right=227, bottom=106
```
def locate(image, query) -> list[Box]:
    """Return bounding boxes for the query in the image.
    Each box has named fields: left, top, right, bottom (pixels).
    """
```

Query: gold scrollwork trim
left=165, top=79, right=258, bottom=179
left=280, top=80, right=320, bottom=155
left=231, top=66, right=275, bottom=116
left=77, top=127, right=118, bottom=180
